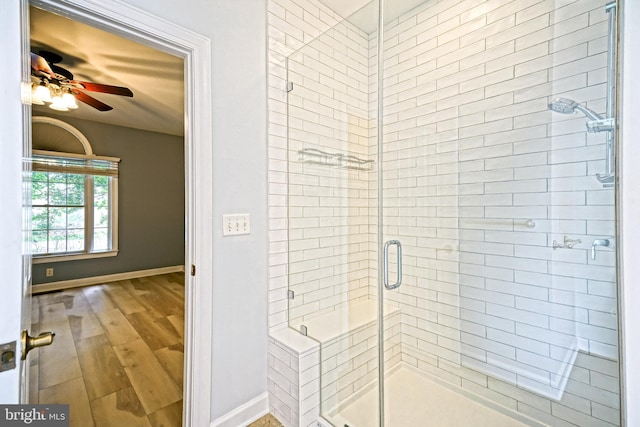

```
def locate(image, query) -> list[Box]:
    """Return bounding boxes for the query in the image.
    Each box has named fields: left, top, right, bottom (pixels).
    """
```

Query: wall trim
left=32, top=116, right=94, bottom=155
left=32, top=265, right=185, bottom=294
left=210, top=392, right=269, bottom=427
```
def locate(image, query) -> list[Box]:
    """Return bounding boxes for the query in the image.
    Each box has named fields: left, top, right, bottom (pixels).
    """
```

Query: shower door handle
left=383, top=240, right=402, bottom=290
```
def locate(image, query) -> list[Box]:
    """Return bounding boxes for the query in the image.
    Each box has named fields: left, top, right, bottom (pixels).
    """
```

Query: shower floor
left=326, top=364, right=532, bottom=427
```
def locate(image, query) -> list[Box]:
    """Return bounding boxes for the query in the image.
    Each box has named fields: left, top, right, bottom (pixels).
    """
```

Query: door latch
left=21, top=330, right=55, bottom=360
left=0, top=341, right=17, bottom=372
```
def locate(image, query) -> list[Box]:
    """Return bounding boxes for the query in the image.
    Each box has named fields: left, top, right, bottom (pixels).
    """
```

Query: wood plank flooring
left=30, top=273, right=184, bottom=427
left=248, top=414, right=283, bottom=427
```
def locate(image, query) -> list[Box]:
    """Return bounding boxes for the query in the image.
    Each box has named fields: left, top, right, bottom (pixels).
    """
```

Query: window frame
left=32, top=149, right=119, bottom=264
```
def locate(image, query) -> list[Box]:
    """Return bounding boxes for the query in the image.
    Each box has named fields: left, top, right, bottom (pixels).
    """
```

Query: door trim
left=0, top=0, right=30, bottom=404
left=29, top=1, right=214, bottom=425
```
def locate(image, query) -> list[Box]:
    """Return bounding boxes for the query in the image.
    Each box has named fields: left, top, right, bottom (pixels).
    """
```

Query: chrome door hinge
left=191, top=264, right=196, bottom=276
left=286, top=81, right=294, bottom=92
left=288, top=290, right=294, bottom=300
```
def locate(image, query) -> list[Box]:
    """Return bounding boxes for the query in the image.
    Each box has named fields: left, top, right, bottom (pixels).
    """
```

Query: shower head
left=548, top=97, right=603, bottom=121
left=548, top=97, right=578, bottom=114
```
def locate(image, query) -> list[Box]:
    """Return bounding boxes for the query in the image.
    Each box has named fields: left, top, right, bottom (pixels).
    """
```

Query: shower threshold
left=324, top=363, right=542, bottom=427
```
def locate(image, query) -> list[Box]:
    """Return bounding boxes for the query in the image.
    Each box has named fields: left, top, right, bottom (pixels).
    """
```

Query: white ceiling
left=30, top=6, right=185, bottom=137
left=318, top=0, right=429, bottom=33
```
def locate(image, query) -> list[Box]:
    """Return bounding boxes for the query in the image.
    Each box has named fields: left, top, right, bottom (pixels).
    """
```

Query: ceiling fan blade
left=76, top=81, right=133, bottom=97
left=72, top=90, right=113, bottom=111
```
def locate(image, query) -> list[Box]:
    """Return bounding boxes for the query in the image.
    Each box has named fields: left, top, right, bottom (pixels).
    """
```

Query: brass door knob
left=21, top=330, right=55, bottom=360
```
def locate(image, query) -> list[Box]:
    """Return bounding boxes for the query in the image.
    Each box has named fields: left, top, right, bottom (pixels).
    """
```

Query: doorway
left=28, top=4, right=186, bottom=426
left=19, top=1, right=214, bottom=425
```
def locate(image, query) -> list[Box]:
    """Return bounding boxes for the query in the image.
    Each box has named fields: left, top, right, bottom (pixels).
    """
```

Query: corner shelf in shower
left=298, top=148, right=374, bottom=171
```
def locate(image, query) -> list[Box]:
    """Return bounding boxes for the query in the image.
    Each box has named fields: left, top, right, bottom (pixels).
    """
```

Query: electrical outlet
left=223, top=214, right=251, bottom=236
left=45, top=268, right=54, bottom=277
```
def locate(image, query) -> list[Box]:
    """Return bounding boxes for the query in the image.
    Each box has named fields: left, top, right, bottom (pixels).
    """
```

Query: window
left=32, top=150, right=119, bottom=262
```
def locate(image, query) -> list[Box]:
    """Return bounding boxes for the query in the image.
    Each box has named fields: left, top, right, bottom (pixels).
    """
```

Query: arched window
left=32, top=117, right=119, bottom=262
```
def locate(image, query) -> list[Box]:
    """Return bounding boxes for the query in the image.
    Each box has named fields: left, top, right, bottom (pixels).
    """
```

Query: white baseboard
left=32, top=265, right=185, bottom=294
left=211, top=392, right=269, bottom=427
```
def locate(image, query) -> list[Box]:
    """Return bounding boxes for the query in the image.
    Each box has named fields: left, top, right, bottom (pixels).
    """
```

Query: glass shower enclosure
left=286, top=0, right=621, bottom=426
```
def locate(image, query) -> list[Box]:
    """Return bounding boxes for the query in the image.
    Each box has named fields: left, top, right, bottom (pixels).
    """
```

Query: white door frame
left=29, top=1, right=214, bottom=425
left=0, top=0, right=30, bottom=405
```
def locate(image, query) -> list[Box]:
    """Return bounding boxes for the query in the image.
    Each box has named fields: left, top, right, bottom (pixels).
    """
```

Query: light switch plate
left=223, top=213, right=251, bottom=236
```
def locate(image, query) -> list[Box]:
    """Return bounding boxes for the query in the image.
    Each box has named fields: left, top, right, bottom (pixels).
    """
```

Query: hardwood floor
left=30, top=273, right=184, bottom=427
left=248, top=414, right=283, bottom=427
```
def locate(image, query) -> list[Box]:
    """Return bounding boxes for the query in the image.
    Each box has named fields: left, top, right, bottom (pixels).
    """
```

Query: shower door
left=378, top=1, right=622, bottom=426
left=283, top=0, right=621, bottom=425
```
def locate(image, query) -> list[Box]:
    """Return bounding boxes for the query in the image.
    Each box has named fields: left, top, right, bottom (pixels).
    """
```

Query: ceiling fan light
left=31, top=91, right=45, bottom=106
left=32, top=84, right=52, bottom=104
left=49, top=95, right=69, bottom=112
left=62, top=92, right=78, bottom=109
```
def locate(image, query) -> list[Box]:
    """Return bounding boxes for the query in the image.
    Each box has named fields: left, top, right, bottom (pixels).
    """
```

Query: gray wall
left=32, top=114, right=185, bottom=285
left=87, top=0, right=268, bottom=421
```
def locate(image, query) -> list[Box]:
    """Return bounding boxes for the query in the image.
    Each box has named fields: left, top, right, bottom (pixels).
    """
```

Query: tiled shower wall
left=267, top=1, right=374, bottom=425
left=268, top=0, right=620, bottom=426
left=379, top=0, right=619, bottom=426
left=267, top=0, right=351, bottom=335
left=286, top=17, right=375, bottom=330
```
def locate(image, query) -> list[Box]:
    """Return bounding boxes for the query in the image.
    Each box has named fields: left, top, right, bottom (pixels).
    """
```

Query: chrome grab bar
left=383, top=240, right=402, bottom=290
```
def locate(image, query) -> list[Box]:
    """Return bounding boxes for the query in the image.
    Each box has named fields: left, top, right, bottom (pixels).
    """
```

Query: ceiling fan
left=30, top=50, right=133, bottom=112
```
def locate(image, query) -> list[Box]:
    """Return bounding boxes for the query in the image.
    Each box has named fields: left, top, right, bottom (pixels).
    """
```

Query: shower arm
left=574, top=104, right=602, bottom=121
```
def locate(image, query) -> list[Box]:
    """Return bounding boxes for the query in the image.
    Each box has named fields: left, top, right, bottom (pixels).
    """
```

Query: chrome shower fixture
left=548, top=97, right=614, bottom=133
left=548, top=97, right=603, bottom=121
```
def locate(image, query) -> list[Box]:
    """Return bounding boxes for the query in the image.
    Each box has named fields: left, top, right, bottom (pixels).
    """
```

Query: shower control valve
left=591, top=239, right=611, bottom=260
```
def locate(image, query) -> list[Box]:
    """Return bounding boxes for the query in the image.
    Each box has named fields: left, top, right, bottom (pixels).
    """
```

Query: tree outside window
left=31, top=151, right=119, bottom=260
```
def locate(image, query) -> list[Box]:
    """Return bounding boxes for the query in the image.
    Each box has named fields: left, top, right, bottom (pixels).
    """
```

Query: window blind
left=32, top=150, right=120, bottom=177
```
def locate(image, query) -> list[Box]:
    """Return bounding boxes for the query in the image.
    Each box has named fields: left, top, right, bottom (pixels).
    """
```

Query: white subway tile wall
left=286, top=13, right=373, bottom=331
left=268, top=329, right=321, bottom=427
left=268, top=1, right=362, bottom=424
left=318, top=310, right=401, bottom=418
left=268, top=0, right=620, bottom=426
